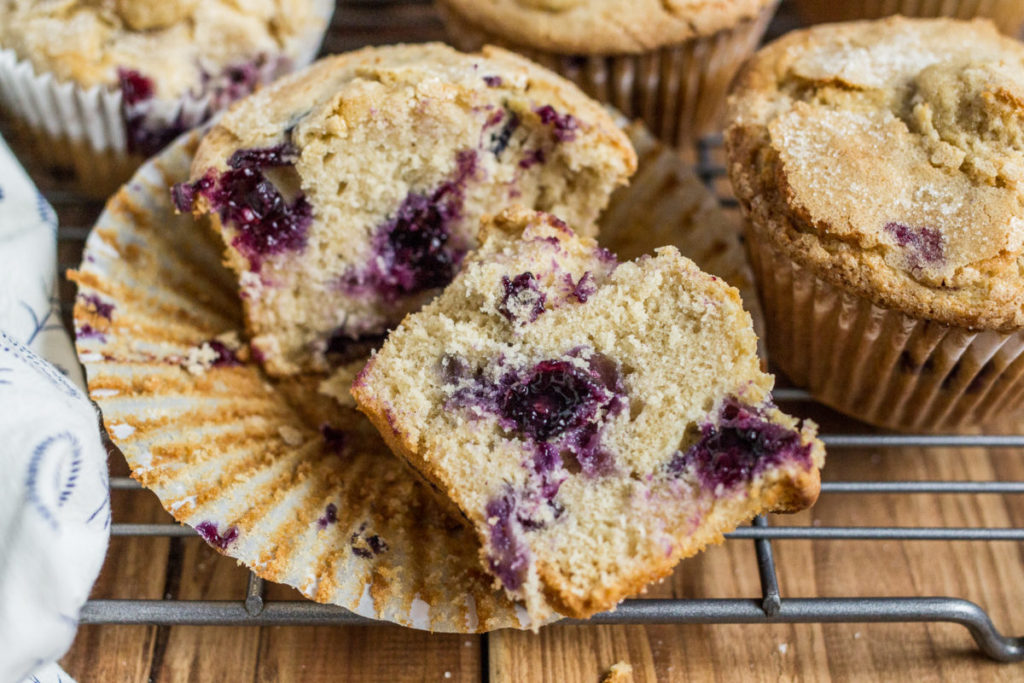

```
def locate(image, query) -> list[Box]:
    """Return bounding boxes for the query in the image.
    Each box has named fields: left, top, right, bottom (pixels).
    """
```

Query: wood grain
left=11, top=0, right=1020, bottom=680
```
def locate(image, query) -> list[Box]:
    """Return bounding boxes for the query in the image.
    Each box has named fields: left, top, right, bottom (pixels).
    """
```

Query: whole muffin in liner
left=437, top=0, right=779, bottom=147
left=792, top=0, right=1024, bottom=35
left=0, top=0, right=334, bottom=199
left=71, top=113, right=764, bottom=628
left=726, top=17, right=1024, bottom=432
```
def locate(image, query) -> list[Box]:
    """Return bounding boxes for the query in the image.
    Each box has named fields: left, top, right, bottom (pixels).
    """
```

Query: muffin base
left=791, top=0, right=1024, bottom=35
left=439, top=2, right=778, bottom=146
left=746, top=227, right=1024, bottom=432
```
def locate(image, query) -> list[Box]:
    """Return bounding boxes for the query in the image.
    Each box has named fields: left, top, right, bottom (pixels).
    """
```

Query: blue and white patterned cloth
left=0, top=135, right=109, bottom=683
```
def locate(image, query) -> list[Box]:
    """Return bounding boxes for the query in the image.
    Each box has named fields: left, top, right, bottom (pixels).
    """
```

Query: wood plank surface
left=5, top=0, right=1021, bottom=680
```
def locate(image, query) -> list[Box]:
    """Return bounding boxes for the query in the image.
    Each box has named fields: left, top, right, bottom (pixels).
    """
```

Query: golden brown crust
left=537, top=441, right=824, bottom=619
left=726, top=17, right=1024, bottom=331
left=437, top=0, right=778, bottom=54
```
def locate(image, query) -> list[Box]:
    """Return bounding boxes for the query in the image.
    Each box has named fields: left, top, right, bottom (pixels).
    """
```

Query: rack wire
left=38, top=0, right=1024, bottom=665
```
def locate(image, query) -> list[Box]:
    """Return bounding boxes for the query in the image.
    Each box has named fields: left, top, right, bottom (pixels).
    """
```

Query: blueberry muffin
left=793, top=0, right=1024, bottom=36
left=0, top=0, right=332, bottom=196
left=174, top=43, right=637, bottom=377
left=352, top=207, right=825, bottom=623
left=437, top=0, right=780, bottom=146
left=726, top=17, right=1024, bottom=430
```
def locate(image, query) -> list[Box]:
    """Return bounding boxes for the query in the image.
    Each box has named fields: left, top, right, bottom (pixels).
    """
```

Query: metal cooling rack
left=39, top=0, right=1024, bottom=664
left=47, top=135, right=1024, bottom=664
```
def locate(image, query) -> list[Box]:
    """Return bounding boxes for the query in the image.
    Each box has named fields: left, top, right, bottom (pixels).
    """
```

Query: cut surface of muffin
left=174, top=43, right=636, bottom=376
left=352, top=207, right=825, bottom=624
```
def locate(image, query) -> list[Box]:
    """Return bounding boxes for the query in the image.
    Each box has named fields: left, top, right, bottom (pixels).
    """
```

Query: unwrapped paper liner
left=71, top=129, right=538, bottom=633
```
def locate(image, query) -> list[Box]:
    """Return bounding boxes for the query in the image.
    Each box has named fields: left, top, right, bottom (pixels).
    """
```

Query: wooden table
left=24, top=1, right=1024, bottom=680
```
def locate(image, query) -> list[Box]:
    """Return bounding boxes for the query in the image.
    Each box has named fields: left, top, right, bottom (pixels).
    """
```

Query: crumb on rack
left=278, top=425, right=304, bottom=446
left=601, top=662, right=633, bottom=683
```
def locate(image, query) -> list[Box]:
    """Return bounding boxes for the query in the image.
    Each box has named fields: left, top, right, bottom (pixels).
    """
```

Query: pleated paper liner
left=791, top=0, right=1024, bottom=35
left=746, top=229, right=1024, bottom=432
left=70, top=130, right=535, bottom=632
left=0, top=0, right=335, bottom=200
left=438, top=2, right=778, bottom=147
left=71, top=117, right=763, bottom=630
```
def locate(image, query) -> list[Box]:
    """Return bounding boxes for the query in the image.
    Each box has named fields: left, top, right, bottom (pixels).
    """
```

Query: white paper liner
left=791, top=0, right=1024, bottom=34
left=0, top=0, right=334, bottom=196
left=439, top=3, right=778, bottom=146
left=71, top=129, right=539, bottom=632
left=746, top=229, right=1024, bottom=431
left=71, top=113, right=767, bottom=631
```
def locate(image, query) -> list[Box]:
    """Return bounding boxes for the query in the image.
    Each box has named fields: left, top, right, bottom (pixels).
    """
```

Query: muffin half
left=174, top=43, right=637, bottom=376
left=353, top=207, right=825, bottom=623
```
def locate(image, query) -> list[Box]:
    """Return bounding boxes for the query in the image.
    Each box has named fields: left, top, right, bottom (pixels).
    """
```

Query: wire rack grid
left=40, top=134, right=1022, bottom=664
left=32, top=0, right=1024, bottom=666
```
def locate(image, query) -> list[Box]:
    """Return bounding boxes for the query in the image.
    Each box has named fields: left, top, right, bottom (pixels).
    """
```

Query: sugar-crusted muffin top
left=437, top=0, right=777, bottom=54
left=726, top=17, right=1024, bottom=330
left=0, top=0, right=324, bottom=98
left=181, top=42, right=636, bottom=375
left=190, top=42, right=634, bottom=180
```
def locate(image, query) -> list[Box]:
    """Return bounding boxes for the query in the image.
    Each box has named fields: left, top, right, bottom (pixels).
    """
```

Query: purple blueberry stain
left=205, top=340, right=240, bottom=367
left=444, top=351, right=626, bottom=476
left=195, top=521, right=239, bottom=550
left=498, top=359, right=611, bottom=441
left=518, top=148, right=546, bottom=169
left=79, top=294, right=114, bottom=319
left=171, top=179, right=196, bottom=212
left=343, top=150, right=477, bottom=304
left=440, top=353, right=472, bottom=384
left=884, top=222, right=944, bottom=270
left=667, top=397, right=812, bottom=493
left=566, top=271, right=596, bottom=303
left=498, top=272, right=547, bottom=325
left=119, top=56, right=280, bottom=158
left=489, top=112, right=520, bottom=158
left=350, top=522, right=388, bottom=558
left=317, top=503, right=338, bottom=529
left=76, top=324, right=107, bottom=342
left=319, top=424, right=349, bottom=455
left=175, top=143, right=312, bottom=271
left=484, top=107, right=505, bottom=130
left=484, top=490, right=530, bottom=591
left=534, top=105, right=579, bottom=142
left=483, top=75, right=503, bottom=87
left=117, top=67, right=191, bottom=156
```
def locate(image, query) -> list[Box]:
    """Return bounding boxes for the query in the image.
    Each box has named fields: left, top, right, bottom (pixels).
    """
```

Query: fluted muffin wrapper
left=0, top=0, right=334, bottom=199
left=438, top=2, right=778, bottom=147
left=71, top=129, right=539, bottom=632
left=791, top=0, right=1024, bottom=35
left=745, top=227, right=1024, bottom=432
left=71, top=118, right=751, bottom=631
